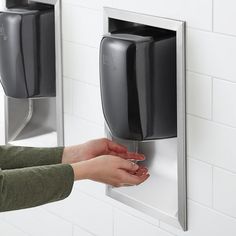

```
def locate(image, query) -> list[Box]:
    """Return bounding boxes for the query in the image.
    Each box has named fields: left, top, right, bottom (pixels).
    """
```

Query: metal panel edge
left=103, top=7, right=187, bottom=231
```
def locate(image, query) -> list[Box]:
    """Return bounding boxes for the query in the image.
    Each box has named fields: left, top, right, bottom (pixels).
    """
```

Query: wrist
left=62, top=145, right=82, bottom=164
left=71, top=162, right=89, bottom=181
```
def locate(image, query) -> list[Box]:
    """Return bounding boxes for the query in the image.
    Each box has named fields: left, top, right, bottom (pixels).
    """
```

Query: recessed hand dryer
left=0, top=4, right=55, bottom=98
left=100, top=27, right=177, bottom=141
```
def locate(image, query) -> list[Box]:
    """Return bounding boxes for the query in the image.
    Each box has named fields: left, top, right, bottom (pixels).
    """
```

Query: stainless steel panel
left=103, top=7, right=187, bottom=230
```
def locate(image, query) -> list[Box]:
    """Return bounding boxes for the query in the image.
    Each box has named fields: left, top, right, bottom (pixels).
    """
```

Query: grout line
left=43, top=208, right=96, bottom=236
left=188, top=199, right=236, bottom=220
left=64, top=76, right=100, bottom=88
left=71, top=113, right=104, bottom=127
left=74, top=186, right=159, bottom=227
left=112, top=207, right=115, bottom=236
left=64, top=113, right=104, bottom=129
left=187, top=156, right=213, bottom=167
left=212, top=0, right=214, bottom=32
left=188, top=70, right=236, bottom=84
left=212, top=165, right=214, bottom=208
left=187, top=113, right=236, bottom=130
left=188, top=112, right=236, bottom=131
left=186, top=112, right=212, bottom=122
left=187, top=25, right=236, bottom=38
left=187, top=70, right=236, bottom=85
left=159, top=223, right=178, bottom=236
left=211, top=77, right=214, bottom=121
left=63, top=1, right=102, bottom=13
left=1, top=218, right=31, bottom=236
left=63, top=39, right=99, bottom=50
left=188, top=154, right=236, bottom=175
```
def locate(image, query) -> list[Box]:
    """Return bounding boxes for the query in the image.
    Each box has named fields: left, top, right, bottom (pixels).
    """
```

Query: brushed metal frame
left=103, top=7, right=187, bottom=230
left=4, top=0, right=64, bottom=146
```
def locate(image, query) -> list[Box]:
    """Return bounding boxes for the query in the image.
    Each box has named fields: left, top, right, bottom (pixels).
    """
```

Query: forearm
left=0, top=164, right=74, bottom=212
left=0, top=146, right=64, bottom=170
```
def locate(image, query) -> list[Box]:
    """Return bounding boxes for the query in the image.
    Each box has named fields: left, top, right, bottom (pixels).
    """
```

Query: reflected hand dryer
left=0, top=4, right=55, bottom=98
left=100, top=26, right=177, bottom=141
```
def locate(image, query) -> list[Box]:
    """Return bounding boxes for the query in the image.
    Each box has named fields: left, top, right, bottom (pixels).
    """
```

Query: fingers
left=119, top=170, right=150, bottom=186
left=110, top=151, right=145, bottom=161
left=105, top=139, right=145, bottom=161
left=107, top=140, right=127, bottom=153
left=117, top=158, right=140, bottom=172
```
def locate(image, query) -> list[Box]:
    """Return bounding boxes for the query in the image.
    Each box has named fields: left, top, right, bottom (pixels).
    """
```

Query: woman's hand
left=62, top=138, right=145, bottom=164
left=71, top=155, right=150, bottom=187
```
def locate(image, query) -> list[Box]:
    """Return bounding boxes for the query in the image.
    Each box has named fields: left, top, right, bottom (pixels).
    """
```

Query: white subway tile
left=4, top=207, right=73, bottom=236
left=214, top=0, right=236, bottom=36
left=0, top=85, right=5, bottom=124
left=187, top=72, right=212, bottom=119
left=187, top=158, right=213, bottom=207
left=187, top=29, right=236, bottom=83
left=62, top=0, right=112, bottom=10
left=0, top=220, right=28, bottom=236
left=73, top=81, right=104, bottom=125
left=63, top=42, right=99, bottom=86
left=73, top=226, right=94, bottom=236
left=107, top=197, right=159, bottom=226
left=63, top=77, right=73, bottom=114
left=45, top=189, right=113, bottom=236
left=161, top=201, right=236, bottom=236
left=213, top=167, right=236, bottom=218
left=64, top=114, right=104, bottom=146
left=62, top=4, right=103, bottom=48
left=0, top=123, right=5, bottom=145
left=114, top=209, right=171, bottom=236
left=187, top=115, right=236, bottom=172
left=74, top=180, right=106, bottom=200
left=213, top=79, right=236, bottom=127
left=113, top=0, right=212, bottom=31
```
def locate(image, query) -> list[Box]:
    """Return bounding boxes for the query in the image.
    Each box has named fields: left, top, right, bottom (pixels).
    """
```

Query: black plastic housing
left=0, top=4, right=55, bottom=98
left=100, top=26, right=177, bottom=141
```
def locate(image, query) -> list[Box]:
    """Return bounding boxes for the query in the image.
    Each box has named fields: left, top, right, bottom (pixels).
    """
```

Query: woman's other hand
left=71, top=155, right=150, bottom=187
left=62, top=138, right=145, bottom=164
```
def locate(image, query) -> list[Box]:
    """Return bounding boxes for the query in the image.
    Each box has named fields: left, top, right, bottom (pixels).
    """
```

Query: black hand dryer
left=100, top=26, right=177, bottom=141
left=0, top=4, right=55, bottom=98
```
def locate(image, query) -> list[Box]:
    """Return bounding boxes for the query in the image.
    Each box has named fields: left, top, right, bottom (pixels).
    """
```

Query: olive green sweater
left=0, top=146, right=74, bottom=212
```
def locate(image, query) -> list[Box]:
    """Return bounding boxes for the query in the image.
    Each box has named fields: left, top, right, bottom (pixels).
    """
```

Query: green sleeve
left=0, top=146, right=64, bottom=170
left=0, top=164, right=74, bottom=212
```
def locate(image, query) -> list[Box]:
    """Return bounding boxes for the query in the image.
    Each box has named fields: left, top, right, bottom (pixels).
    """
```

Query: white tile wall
left=64, top=114, right=104, bottom=145
left=0, top=220, right=28, bottom=236
left=63, top=41, right=99, bottom=86
left=3, top=208, right=73, bottom=236
left=187, top=115, right=236, bottom=172
left=213, top=167, right=236, bottom=218
left=73, top=225, right=94, bottom=236
left=72, top=81, right=103, bottom=125
left=0, top=86, right=5, bottom=145
left=113, top=0, right=212, bottom=31
left=187, top=72, right=212, bottom=119
left=187, top=158, right=213, bottom=207
left=114, top=209, right=172, bottom=236
left=213, top=79, right=236, bottom=127
left=214, top=0, right=236, bottom=36
left=62, top=0, right=112, bottom=10
left=63, top=77, right=73, bottom=114
left=160, top=201, right=236, bottom=236
left=45, top=189, right=113, bottom=236
left=1, top=0, right=236, bottom=235
left=187, top=29, right=236, bottom=83
left=62, top=3, right=103, bottom=48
